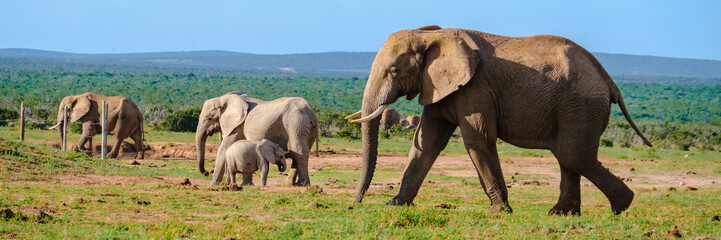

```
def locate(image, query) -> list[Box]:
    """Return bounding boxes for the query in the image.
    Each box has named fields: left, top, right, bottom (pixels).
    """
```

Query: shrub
left=69, top=122, right=83, bottom=134
left=599, top=138, right=614, bottom=147
left=389, top=124, right=415, bottom=139
left=0, top=108, right=19, bottom=126
left=157, top=108, right=201, bottom=132
left=317, top=110, right=360, bottom=139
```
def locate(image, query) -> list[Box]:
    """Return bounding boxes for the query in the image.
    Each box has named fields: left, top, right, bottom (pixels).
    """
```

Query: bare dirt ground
left=35, top=140, right=717, bottom=193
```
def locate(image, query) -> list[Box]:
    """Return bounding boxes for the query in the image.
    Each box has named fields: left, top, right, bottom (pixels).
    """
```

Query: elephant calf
left=225, top=139, right=287, bottom=186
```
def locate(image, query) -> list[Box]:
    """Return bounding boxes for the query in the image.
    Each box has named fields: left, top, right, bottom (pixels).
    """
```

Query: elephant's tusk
left=350, top=105, right=387, bottom=123
left=344, top=110, right=362, bottom=120
left=48, top=122, right=62, bottom=130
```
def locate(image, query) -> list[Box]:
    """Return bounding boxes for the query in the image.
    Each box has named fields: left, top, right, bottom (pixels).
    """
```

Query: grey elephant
left=49, top=92, right=144, bottom=159
left=346, top=26, right=651, bottom=215
left=380, top=108, right=401, bottom=132
left=399, top=119, right=410, bottom=128
left=196, top=92, right=318, bottom=186
left=225, top=139, right=287, bottom=186
left=406, top=115, right=420, bottom=129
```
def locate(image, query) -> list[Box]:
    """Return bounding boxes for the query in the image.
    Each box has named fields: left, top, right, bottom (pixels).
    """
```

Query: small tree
left=157, top=108, right=202, bottom=132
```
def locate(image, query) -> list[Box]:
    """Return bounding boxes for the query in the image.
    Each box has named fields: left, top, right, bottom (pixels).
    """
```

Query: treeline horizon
left=1, top=68, right=720, bottom=151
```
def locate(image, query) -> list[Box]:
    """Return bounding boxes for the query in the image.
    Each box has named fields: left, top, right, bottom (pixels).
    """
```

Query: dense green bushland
left=156, top=108, right=201, bottom=132
left=1, top=68, right=720, bottom=150
left=0, top=108, right=19, bottom=126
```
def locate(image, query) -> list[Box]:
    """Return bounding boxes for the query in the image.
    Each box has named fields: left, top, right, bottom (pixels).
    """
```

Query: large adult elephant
left=406, top=115, right=420, bottom=128
left=49, top=92, right=144, bottom=159
left=346, top=26, right=651, bottom=215
left=380, top=108, right=401, bottom=132
left=196, top=92, right=318, bottom=186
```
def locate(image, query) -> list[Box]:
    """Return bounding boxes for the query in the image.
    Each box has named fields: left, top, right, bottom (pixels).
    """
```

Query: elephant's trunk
left=354, top=116, right=381, bottom=203
left=52, top=121, right=64, bottom=142
left=277, top=159, right=287, bottom=172
left=350, top=61, right=400, bottom=203
left=196, top=124, right=210, bottom=176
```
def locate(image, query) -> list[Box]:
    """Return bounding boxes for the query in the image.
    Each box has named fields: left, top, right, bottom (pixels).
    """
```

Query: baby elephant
left=225, top=139, right=287, bottom=186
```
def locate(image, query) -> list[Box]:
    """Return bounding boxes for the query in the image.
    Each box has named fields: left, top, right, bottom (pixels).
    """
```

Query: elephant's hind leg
left=131, top=126, right=144, bottom=159
left=241, top=173, right=254, bottom=185
left=553, top=138, right=633, bottom=215
left=583, top=164, right=634, bottom=214
left=389, top=115, right=456, bottom=206
left=547, top=164, right=581, bottom=216
left=108, top=115, right=131, bottom=158
left=286, top=139, right=310, bottom=187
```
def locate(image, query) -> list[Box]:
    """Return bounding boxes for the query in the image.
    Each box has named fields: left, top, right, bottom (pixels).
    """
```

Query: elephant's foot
left=240, top=181, right=254, bottom=186
left=386, top=197, right=414, bottom=206
left=488, top=202, right=513, bottom=213
left=292, top=178, right=311, bottom=187
left=548, top=203, right=580, bottom=216
left=609, top=188, right=634, bottom=215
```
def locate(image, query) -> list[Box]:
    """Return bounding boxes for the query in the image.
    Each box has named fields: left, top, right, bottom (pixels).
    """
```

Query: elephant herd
left=50, top=26, right=653, bottom=216
left=380, top=108, right=420, bottom=133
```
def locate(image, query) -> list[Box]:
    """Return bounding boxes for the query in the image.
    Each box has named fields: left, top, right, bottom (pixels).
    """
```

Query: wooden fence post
left=20, top=102, right=25, bottom=141
left=102, top=100, right=107, bottom=160
left=62, top=105, right=67, bottom=151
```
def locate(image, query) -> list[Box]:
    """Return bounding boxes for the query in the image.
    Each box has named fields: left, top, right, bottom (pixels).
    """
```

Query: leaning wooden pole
left=62, top=105, right=68, bottom=151
left=101, top=100, right=107, bottom=160
left=20, top=102, right=25, bottom=141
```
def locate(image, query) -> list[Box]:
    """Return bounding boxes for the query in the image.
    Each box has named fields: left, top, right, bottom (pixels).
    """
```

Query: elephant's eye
left=389, top=66, right=398, bottom=76
left=206, top=117, right=213, bottom=121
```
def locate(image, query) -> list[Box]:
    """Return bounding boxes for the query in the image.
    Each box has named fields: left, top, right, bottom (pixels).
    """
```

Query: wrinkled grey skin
left=348, top=26, right=651, bottom=216
left=225, top=139, right=287, bottom=186
left=50, top=92, right=144, bottom=159
left=196, top=92, right=318, bottom=186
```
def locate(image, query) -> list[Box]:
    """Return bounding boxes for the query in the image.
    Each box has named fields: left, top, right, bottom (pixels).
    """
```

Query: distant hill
left=1, top=48, right=720, bottom=81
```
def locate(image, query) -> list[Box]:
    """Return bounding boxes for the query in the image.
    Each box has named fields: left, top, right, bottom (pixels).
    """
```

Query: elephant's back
left=244, top=97, right=317, bottom=148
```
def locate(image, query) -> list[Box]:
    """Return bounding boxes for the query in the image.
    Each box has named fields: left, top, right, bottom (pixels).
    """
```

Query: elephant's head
left=196, top=92, right=249, bottom=176
left=346, top=26, right=480, bottom=203
left=256, top=139, right=287, bottom=172
left=49, top=94, right=97, bottom=139
left=257, top=139, right=287, bottom=186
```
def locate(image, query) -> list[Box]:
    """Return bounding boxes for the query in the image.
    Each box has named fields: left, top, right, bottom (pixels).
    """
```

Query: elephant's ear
left=219, top=94, right=249, bottom=139
left=70, top=96, right=92, bottom=122
left=418, top=31, right=480, bottom=106
left=256, top=139, right=278, bottom=164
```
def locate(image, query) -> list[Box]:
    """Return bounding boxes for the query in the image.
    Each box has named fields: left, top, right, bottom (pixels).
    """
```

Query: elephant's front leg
left=460, top=119, right=512, bottom=213
left=388, top=115, right=456, bottom=206
left=77, top=121, right=95, bottom=153
left=210, top=133, right=239, bottom=185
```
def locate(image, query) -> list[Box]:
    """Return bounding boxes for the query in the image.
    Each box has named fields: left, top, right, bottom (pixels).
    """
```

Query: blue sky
left=1, top=0, right=719, bottom=60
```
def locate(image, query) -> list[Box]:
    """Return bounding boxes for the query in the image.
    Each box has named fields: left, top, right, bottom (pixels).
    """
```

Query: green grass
left=2, top=137, right=721, bottom=239
left=3, top=125, right=719, bottom=163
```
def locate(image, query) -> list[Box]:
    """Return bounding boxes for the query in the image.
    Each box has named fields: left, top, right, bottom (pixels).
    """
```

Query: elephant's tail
left=612, top=93, right=653, bottom=147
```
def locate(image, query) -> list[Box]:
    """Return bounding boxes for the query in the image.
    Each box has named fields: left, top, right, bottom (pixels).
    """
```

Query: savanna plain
left=1, top=62, right=721, bottom=238
left=1, top=126, right=720, bottom=239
